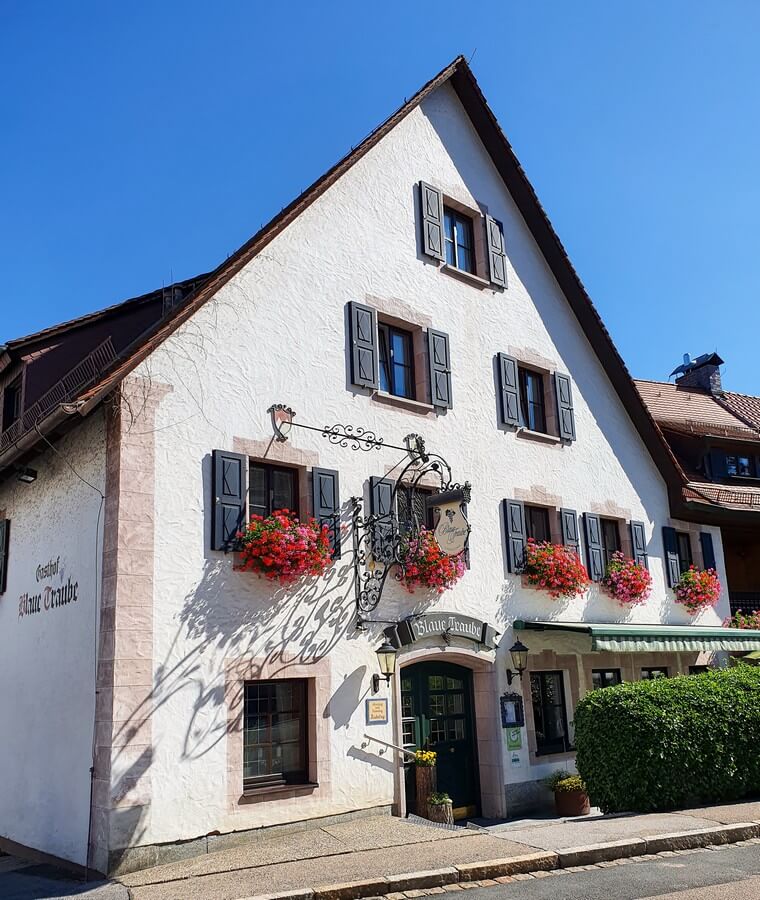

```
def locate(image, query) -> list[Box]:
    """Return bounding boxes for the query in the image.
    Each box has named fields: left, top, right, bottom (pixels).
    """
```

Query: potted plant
left=398, top=528, right=466, bottom=594
left=414, top=749, right=437, bottom=816
left=236, top=509, right=333, bottom=584
left=544, top=772, right=590, bottom=817
left=522, top=539, right=589, bottom=599
left=675, top=566, right=721, bottom=614
left=427, top=792, right=454, bottom=825
left=601, top=551, right=652, bottom=607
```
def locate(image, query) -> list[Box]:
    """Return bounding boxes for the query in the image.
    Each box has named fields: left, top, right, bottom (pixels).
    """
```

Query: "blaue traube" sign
left=384, top=612, right=499, bottom=650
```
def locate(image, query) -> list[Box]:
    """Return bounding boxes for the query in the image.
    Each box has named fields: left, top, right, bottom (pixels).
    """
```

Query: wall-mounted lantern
left=505, top=639, right=529, bottom=686
left=372, top=641, right=398, bottom=693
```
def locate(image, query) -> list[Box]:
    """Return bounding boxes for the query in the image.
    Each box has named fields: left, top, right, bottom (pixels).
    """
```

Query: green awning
left=513, top=620, right=760, bottom=653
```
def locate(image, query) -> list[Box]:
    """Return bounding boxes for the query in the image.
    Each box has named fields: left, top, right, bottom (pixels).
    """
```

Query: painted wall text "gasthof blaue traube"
left=18, top=556, right=79, bottom=619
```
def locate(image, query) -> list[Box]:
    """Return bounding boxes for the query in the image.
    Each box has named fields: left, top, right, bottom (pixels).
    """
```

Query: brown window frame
left=530, top=670, right=572, bottom=756
left=518, top=366, right=547, bottom=434
left=443, top=206, right=476, bottom=274
left=525, top=505, right=552, bottom=543
left=249, top=462, right=299, bottom=519
left=600, top=518, right=621, bottom=569
left=676, top=531, right=693, bottom=574
left=243, top=679, right=309, bottom=790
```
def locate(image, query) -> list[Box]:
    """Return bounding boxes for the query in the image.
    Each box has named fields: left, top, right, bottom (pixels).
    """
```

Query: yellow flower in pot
left=544, top=772, right=590, bottom=817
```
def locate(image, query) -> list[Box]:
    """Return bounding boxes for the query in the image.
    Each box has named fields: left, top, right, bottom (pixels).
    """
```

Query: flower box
left=398, top=528, right=466, bottom=594
left=601, top=552, right=652, bottom=606
left=522, top=539, right=589, bottom=599
left=236, top=509, right=333, bottom=584
left=675, top=566, right=721, bottom=614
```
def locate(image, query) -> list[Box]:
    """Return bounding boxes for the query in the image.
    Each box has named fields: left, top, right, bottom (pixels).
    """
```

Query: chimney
left=671, top=352, right=724, bottom=395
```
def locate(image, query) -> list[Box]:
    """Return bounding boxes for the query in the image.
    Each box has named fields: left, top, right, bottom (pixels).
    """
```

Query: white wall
left=0, top=411, right=105, bottom=865
left=129, top=83, right=728, bottom=842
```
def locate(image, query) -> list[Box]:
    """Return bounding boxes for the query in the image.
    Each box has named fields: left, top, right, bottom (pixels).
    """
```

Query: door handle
left=449, top=747, right=455, bottom=753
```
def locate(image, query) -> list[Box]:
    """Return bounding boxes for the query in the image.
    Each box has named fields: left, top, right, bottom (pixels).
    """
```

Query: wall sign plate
left=500, top=692, right=525, bottom=728
left=365, top=698, right=389, bottom=725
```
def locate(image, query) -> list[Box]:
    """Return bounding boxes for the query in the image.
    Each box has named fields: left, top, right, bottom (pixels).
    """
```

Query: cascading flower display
left=398, top=527, right=466, bottom=594
left=236, top=509, right=332, bottom=584
left=675, top=566, right=721, bottom=614
left=522, top=539, right=589, bottom=599
left=724, top=609, right=760, bottom=630
left=601, top=551, right=652, bottom=606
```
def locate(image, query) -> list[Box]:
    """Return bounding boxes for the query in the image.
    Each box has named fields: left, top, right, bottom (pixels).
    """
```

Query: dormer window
left=726, top=455, right=753, bottom=478
left=2, top=376, right=22, bottom=434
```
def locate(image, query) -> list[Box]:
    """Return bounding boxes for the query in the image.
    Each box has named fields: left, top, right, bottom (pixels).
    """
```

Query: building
left=1, top=57, right=757, bottom=877
left=637, top=353, right=760, bottom=615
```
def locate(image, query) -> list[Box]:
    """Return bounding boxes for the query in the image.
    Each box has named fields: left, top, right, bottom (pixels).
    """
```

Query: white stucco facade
left=0, top=411, right=105, bottom=866
left=0, top=78, right=731, bottom=873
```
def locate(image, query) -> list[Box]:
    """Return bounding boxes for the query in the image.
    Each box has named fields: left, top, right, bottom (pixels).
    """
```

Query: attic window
left=2, top=376, right=22, bottom=434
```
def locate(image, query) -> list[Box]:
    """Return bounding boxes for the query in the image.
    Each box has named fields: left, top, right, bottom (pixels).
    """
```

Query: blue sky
left=2, top=1, right=759, bottom=391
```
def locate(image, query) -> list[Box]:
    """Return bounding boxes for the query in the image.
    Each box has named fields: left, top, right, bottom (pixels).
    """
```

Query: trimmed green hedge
left=574, top=666, right=760, bottom=813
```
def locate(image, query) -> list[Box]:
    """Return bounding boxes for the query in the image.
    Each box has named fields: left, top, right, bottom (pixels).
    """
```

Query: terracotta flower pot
left=427, top=800, right=454, bottom=825
left=554, top=788, right=590, bottom=817
left=415, top=765, right=437, bottom=817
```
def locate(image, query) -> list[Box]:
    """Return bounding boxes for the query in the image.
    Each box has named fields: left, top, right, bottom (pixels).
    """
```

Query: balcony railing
left=729, top=592, right=760, bottom=615
left=0, top=337, right=117, bottom=455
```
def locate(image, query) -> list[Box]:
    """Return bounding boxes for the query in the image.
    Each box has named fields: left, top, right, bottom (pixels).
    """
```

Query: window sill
left=535, top=747, right=575, bottom=758
left=440, top=263, right=491, bottom=289
left=240, top=781, right=319, bottom=801
left=516, top=428, right=562, bottom=445
left=371, top=391, right=435, bottom=415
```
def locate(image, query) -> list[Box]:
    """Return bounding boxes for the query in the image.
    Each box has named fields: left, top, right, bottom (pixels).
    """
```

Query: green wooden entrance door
left=401, top=662, right=480, bottom=819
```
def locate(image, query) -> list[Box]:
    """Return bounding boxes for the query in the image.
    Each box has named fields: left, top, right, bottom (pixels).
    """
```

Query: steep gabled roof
left=1, top=56, right=686, bottom=500
left=720, top=391, right=760, bottom=433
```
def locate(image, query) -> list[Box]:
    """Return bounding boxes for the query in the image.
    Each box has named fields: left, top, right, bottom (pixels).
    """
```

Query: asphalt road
left=444, top=844, right=760, bottom=900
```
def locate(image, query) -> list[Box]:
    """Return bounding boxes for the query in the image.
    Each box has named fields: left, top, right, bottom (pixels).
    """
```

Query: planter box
left=415, top=765, right=437, bottom=817
left=427, top=801, right=454, bottom=825
left=555, top=788, right=590, bottom=817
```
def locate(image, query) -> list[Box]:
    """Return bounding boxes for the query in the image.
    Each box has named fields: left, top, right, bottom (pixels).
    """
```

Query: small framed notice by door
left=365, top=698, right=389, bottom=725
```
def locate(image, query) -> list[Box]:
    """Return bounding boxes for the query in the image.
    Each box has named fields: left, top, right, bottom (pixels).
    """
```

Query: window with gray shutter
left=497, top=353, right=520, bottom=427
left=583, top=513, right=604, bottom=582
left=503, top=499, right=527, bottom=573
left=0, top=518, right=9, bottom=594
left=554, top=373, right=576, bottom=441
left=370, top=476, right=395, bottom=563
left=349, top=302, right=378, bottom=390
left=662, top=526, right=681, bottom=587
left=630, top=521, right=649, bottom=570
left=419, top=182, right=445, bottom=261
left=312, top=468, right=341, bottom=558
left=485, top=215, right=507, bottom=287
left=428, top=329, right=452, bottom=410
left=700, top=532, right=716, bottom=570
left=560, top=508, right=579, bottom=555
left=212, top=450, right=247, bottom=551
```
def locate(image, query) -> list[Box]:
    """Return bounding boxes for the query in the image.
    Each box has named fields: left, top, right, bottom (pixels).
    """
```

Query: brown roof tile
left=635, top=379, right=756, bottom=436
left=720, top=391, right=760, bottom=432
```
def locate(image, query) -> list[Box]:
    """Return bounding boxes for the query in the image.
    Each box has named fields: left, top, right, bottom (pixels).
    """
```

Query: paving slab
left=676, top=802, right=760, bottom=825
left=128, top=834, right=535, bottom=900
left=321, top=818, right=466, bottom=852
left=487, top=812, right=724, bottom=851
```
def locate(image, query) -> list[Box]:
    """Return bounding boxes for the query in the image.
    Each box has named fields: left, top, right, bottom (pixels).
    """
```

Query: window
left=525, top=505, right=551, bottom=543
left=641, top=668, right=668, bottom=680
left=726, top=454, right=754, bottom=478
left=592, top=669, right=622, bottom=690
left=249, top=463, right=298, bottom=518
left=530, top=671, right=571, bottom=755
left=378, top=324, right=414, bottom=399
left=243, top=680, right=308, bottom=789
left=689, top=665, right=709, bottom=675
left=397, top=484, right=434, bottom=533
left=600, top=518, right=621, bottom=569
left=676, top=531, right=692, bottom=574
left=2, top=376, right=21, bottom=433
left=444, top=208, right=475, bottom=273
left=518, top=368, right=547, bottom=433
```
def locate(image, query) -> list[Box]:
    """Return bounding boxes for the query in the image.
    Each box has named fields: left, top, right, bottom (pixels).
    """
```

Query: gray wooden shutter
left=630, top=521, right=649, bottom=570
left=497, top=353, right=520, bottom=427
left=0, top=519, right=9, bottom=595
left=709, top=449, right=728, bottom=480
left=700, top=531, right=716, bottom=570
left=312, top=468, right=341, bottom=559
left=419, top=181, right=445, bottom=261
left=503, top=499, right=526, bottom=573
left=560, top=508, right=580, bottom=554
left=212, top=450, right=247, bottom=551
left=662, top=526, right=681, bottom=587
left=348, top=301, right=378, bottom=390
left=583, top=513, right=604, bottom=581
left=554, top=373, right=576, bottom=441
left=428, top=329, right=452, bottom=410
left=370, top=476, right=396, bottom=562
left=485, top=215, right=507, bottom=287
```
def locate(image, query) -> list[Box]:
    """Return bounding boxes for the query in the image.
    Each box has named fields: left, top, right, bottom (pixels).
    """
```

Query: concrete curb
left=240, top=823, right=760, bottom=900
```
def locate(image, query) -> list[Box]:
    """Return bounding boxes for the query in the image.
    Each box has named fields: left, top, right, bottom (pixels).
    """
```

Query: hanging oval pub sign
left=428, top=488, right=470, bottom=557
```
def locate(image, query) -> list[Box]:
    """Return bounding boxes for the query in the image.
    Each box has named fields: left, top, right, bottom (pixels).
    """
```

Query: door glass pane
left=447, top=719, right=465, bottom=741
left=447, top=693, right=464, bottom=714
left=428, top=675, right=444, bottom=690
left=429, top=694, right=445, bottom=716
left=402, top=722, right=415, bottom=745
left=401, top=693, right=413, bottom=717
left=429, top=719, right=445, bottom=743
left=446, top=676, right=463, bottom=690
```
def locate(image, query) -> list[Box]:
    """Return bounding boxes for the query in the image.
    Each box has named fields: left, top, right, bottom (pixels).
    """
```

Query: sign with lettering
left=365, top=698, right=389, bottom=725
left=18, top=556, right=80, bottom=621
left=500, top=692, right=525, bottom=728
left=429, top=490, right=470, bottom=557
left=385, top=613, right=498, bottom=650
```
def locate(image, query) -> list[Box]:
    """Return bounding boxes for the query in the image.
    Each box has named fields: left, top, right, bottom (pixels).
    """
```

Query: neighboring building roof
left=0, top=56, right=686, bottom=502
left=721, top=391, right=760, bottom=432
left=635, top=379, right=759, bottom=439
